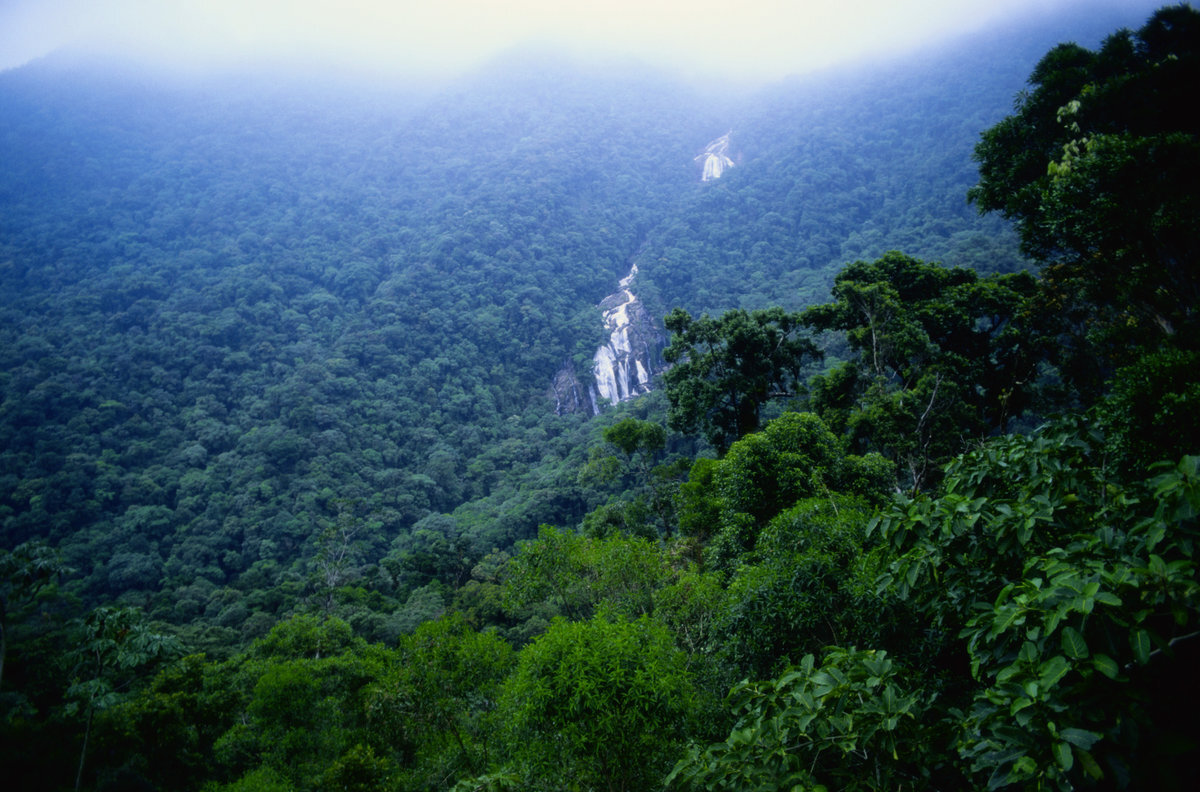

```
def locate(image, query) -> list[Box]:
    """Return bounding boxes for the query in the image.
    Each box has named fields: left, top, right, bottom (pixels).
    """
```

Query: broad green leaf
left=776, top=671, right=805, bottom=689
left=1092, top=654, right=1119, bottom=679
left=1144, top=521, right=1166, bottom=552
left=1044, top=606, right=1063, bottom=635
left=1013, top=755, right=1038, bottom=777
left=1038, top=655, right=1070, bottom=691
left=991, top=606, right=1023, bottom=637
left=1060, top=727, right=1101, bottom=749
left=1076, top=747, right=1105, bottom=780
left=1131, top=630, right=1152, bottom=665
left=993, top=582, right=1016, bottom=607
left=810, top=672, right=835, bottom=698
left=1053, top=740, right=1074, bottom=771
left=862, top=655, right=890, bottom=678
left=1061, top=626, right=1088, bottom=659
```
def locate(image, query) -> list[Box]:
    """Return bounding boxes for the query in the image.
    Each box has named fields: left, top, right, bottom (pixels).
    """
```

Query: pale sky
left=0, top=0, right=1163, bottom=80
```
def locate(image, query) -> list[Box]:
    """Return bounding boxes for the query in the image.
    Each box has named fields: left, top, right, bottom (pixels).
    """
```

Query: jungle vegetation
left=2, top=4, right=1197, bottom=790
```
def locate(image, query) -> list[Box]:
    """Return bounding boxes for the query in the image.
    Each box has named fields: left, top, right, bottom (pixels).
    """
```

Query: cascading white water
left=592, top=263, right=654, bottom=408
left=696, top=132, right=734, bottom=181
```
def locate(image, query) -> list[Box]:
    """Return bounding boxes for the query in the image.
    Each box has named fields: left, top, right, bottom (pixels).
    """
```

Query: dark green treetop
left=970, top=3, right=1200, bottom=386
left=803, top=252, right=1039, bottom=491
left=662, top=306, right=819, bottom=452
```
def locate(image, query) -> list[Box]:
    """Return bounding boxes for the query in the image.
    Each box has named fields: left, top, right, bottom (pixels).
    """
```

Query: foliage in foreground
left=672, top=421, right=1200, bottom=790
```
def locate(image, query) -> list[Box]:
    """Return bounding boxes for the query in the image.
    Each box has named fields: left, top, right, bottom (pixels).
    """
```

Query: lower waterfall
left=591, top=263, right=657, bottom=409
left=548, top=262, right=664, bottom=415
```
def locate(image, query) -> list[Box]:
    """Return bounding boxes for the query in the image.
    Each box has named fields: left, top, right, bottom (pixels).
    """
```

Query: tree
left=500, top=615, right=696, bottom=792
left=663, top=307, right=819, bottom=451
left=602, top=418, right=666, bottom=469
left=701, top=411, right=892, bottom=571
left=716, top=495, right=897, bottom=679
left=211, top=616, right=394, bottom=792
left=502, top=526, right=669, bottom=624
left=1100, top=347, right=1200, bottom=475
left=668, top=648, right=928, bottom=792
left=366, top=613, right=514, bottom=787
left=577, top=417, right=683, bottom=538
left=970, top=4, right=1200, bottom=391
left=675, top=457, right=722, bottom=551
left=873, top=419, right=1200, bottom=789
left=312, top=503, right=362, bottom=615
left=100, top=653, right=240, bottom=792
left=803, top=252, right=1039, bottom=490
left=65, top=606, right=181, bottom=792
left=0, top=541, right=65, bottom=695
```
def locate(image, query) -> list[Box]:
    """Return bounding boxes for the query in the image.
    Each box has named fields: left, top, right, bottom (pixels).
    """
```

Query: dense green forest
left=2, top=2, right=1198, bottom=790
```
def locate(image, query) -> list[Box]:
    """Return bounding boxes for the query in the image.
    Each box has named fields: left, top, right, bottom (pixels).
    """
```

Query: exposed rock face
left=549, top=362, right=592, bottom=416
left=550, top=262, right=665, bottom=415
left=696, top=132, right=734, bottom=181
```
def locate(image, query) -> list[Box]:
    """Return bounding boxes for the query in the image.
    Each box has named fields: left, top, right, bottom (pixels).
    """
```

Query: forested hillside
left=0, top=27, right=1038, bottom=642
left=0, top=52, right=714, bottom=645
left=3, top=2, right=1197, bottom=790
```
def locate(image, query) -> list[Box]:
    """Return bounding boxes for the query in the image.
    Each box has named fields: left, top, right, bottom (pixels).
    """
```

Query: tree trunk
left=75, top=704, right=93, bottom=792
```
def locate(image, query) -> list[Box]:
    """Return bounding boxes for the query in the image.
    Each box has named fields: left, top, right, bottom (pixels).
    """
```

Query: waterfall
left=591, top=263, right=656, bottom=408
left=696, top=132, right=735, bottom=181
left=550, top=259, right=664, bottom=416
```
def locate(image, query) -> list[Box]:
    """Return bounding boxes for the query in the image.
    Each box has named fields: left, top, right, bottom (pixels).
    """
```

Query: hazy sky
left=0, top=0, right=1163, bottom=80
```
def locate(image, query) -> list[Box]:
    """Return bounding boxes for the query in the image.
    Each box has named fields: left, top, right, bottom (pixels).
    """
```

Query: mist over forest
left=2, top=2, right=1198, bottom=791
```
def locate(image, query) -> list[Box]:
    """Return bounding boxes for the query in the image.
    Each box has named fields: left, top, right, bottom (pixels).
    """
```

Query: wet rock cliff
left=550, top=263, right=665, bottom=415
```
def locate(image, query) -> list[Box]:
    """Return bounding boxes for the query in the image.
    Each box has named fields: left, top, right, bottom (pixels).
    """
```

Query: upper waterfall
left=696, top=132, right=735, bottom=181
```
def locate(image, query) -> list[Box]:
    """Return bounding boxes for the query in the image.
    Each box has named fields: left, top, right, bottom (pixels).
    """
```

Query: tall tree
left=499, top=615, right=696, bottom=792
left=970, top=4, right=1200, bottom=390
left=578, top=418, right=687, bottom=538
left=65, top=606, right=180, bottom=792
left=367, top=613, right=514, bottom=787
left=803, top=252, right=1038, bottom=491
left=663, top=307, right=819, bottom=452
